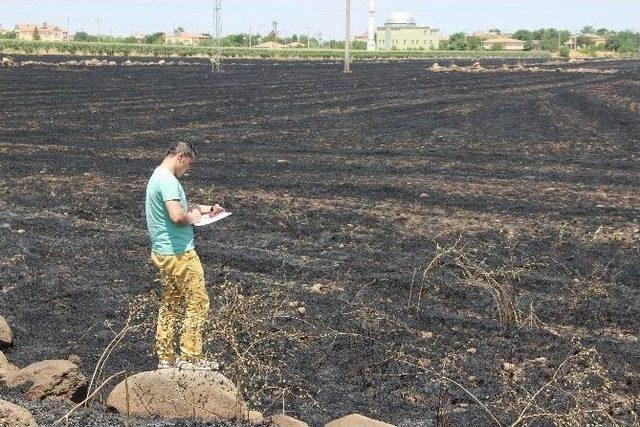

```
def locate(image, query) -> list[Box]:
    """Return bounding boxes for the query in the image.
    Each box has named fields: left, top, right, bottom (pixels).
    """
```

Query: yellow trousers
left=151, top=250, right=210, bottom=362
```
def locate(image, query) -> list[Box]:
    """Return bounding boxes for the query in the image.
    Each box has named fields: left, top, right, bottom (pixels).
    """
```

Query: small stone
left=0, top=400, right=37, bottom=427
left=269, top=414, right=309, bottom=427
left=276, top=159, right=289, bottom=164
left=297, top=307, right=306, bottom=315
left=420, top=331, right=434, bottom=339
left=420, top=193, right=428, bottom=198
left=325, top=413, right=394, bottom=427
left=533, top=357, right=548, bottom=364
left=17, top=229, right=25, bottom=234
left=502, top=362, right=518, bottom=373
left=4, top=360, right=87, bottom=400
left=0, top=315, right=13, bottom=346
left=310, top=283, right=325, bottom=294
left=466, top=347, right=477, bottom=355
left=288, top=301, right=299, bottom=308
left=247, top=410, right=264, bottom=423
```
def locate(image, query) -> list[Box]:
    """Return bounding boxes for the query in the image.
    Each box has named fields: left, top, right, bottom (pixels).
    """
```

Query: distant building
left=472, top=30, right=502, bottom=39
left=352, top=33, right=369, bottom=43
left=482, top=36, right=525, bottom=51
left=15, top=22, right=69, bottom=41
left=376, top=11, right=440, bottom=51
left=133, top=33, right=146, bottom=44
left=256, top=41, right=285, bottom=49
left=582, top=34, right=607, bottom=46
left=165, top=31, right=210, bottom=45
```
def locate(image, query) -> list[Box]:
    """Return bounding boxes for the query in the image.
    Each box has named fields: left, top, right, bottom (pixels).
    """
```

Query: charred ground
left=0, top=57, right=639, bottom=426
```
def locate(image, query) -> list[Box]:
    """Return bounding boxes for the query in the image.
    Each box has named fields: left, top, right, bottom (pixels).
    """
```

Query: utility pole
left=306, top=27, right=311, bottom=49
left=344, top=0, right=351, bottom=73
left=211, top=0, right=223, bottom=73
left=95, top=17, right=101, bottom=40
left=249, top=25, right=252, bottom=47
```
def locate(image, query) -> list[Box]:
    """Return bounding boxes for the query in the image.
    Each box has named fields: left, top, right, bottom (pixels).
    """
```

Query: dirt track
left=1, top=57, right=639, bottom=426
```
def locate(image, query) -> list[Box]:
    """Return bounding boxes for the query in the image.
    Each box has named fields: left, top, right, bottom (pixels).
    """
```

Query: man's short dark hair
left=167, top=141, right=197, bottom=158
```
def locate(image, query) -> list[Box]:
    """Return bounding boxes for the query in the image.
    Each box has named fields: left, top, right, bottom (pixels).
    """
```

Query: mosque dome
left=385, top=10, right=416, bottom=26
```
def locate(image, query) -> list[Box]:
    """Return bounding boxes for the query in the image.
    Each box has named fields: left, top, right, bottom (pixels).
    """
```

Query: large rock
left=0, top=400, right=38, bottom=427
left=269, top=414, right=309, bottom=427
left=0, top=316, right=12, bottom=346
left=106, top=369, right=248, bottom=422
left=325, top=413, right=395, bottom=427
left=0, top=351, right=19, bottom=378
left=3, top=360, right=86, bottom=401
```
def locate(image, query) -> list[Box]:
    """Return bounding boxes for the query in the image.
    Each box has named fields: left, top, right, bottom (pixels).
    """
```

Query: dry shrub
left=202, top=278, right=311, bottom=409
left=498, top=341, right=638, bottom=426
left=408, top=237, right=540, bottom=330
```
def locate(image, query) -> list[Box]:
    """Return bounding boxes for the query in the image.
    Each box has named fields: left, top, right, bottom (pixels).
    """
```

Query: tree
left=581, top=25, right=595, bottom=35
left=145, top=32, right=165, bottom=44
left=595, top=28, right=609, bottom=36
left=488, top=28, right=501, bottom=34
left=74, top=31, right=93, bottom=42
left=32, top=27, right=40, bottom=41
left=605, top=31, right=640, bottom=53
left=174, top=26, right=185, bottom=34
left=576, top=35, right=596, bottom=47
left=513, top=30, right=533, bottom=41
left=0, top=30, right=17, bottom=39
left=352, top=40, right=366, bottom=50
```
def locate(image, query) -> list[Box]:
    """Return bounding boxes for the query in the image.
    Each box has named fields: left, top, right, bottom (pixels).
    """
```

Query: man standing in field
left=145, top=141, right=224, bottom=371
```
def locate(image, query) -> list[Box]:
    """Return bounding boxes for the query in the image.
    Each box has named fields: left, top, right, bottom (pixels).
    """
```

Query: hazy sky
left=1, top=0, right=638, bottom=38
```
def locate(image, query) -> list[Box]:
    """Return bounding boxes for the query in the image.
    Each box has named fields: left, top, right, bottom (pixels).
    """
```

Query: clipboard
left=194, top=211, right=233, bottom=227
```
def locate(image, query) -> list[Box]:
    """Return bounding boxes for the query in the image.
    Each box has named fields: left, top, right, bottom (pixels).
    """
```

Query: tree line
left=1, top=26, right=638, bottom=53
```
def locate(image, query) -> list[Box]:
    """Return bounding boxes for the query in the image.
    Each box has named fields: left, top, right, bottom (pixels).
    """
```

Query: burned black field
left=1, top=57, right=639, bottom=426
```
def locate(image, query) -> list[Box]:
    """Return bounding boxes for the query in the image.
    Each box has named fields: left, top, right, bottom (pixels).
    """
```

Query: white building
left=376, top=11, right=440, bottom=51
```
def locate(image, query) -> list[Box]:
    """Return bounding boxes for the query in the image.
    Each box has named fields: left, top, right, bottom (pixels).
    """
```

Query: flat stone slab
left=106, top=368, right=248, bottom=422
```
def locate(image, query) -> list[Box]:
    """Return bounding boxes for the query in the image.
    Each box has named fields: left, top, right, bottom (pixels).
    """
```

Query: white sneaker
left=177, top=359, right=220, bottom=371
left=157, top=360, right=175, bottom=369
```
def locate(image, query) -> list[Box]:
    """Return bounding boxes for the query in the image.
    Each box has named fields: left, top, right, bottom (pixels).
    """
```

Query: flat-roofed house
left=482, top=36, right=525, bottom=51
left=376, top=11, right=440, bottom=51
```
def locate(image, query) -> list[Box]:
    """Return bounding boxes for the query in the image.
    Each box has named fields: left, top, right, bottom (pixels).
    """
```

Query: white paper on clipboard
left=194, top=211, right=233, bottom=227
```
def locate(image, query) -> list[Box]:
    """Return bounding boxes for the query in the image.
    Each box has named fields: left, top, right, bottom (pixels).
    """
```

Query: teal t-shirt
left=145, top=166, right=195, bottom=256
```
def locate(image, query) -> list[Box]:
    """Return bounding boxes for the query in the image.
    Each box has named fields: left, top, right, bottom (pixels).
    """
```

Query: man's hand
left=199, top=204, right=225, bottom=215
left=210, top=204, right=225, bottom=215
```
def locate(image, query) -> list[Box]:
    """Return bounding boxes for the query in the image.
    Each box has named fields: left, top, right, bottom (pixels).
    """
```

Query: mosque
left=367, top=1, right=440, bottom=51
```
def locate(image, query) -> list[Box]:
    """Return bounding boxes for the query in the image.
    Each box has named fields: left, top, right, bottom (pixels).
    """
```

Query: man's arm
left=189, top=203, right=225, bottom=215
left=165, top=200, right=201, bottom=226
